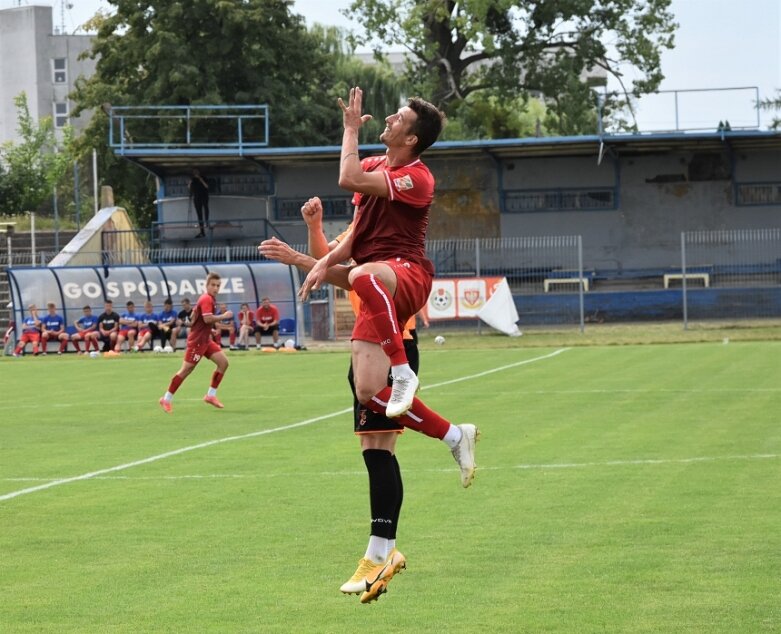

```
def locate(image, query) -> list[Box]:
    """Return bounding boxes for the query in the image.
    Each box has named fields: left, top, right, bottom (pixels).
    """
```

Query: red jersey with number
left=188, top=292, right=216, bottom=347
left=350, top=155, right=435, bottom=275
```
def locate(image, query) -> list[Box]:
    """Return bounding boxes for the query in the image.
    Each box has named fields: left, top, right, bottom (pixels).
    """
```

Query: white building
left=0, top=4, right=96, bottom=145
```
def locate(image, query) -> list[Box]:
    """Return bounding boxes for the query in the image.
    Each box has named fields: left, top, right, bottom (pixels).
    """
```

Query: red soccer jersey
left=350, top=155, right=435, bottom=274
left=188, top=292, right=216, bottom=346
left=255, top=304, right=279, bottom=326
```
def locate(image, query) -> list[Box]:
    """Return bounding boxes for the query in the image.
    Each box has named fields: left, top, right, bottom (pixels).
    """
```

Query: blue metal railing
left=108, top=105, right=269, bottom=153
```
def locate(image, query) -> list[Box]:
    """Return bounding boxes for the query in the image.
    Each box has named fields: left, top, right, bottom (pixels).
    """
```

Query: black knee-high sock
left=390, top=454, right=403, bottom=540
left=363, top=449, right=398, bottom=539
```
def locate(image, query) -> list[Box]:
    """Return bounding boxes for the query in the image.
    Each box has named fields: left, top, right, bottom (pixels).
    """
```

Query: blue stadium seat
left=279, top=318, right=295, bottom=335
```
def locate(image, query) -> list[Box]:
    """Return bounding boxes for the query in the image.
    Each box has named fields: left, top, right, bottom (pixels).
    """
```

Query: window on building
left=54, top=102, right=69, bottom=128
left=52, top=58, right=67, bottom=84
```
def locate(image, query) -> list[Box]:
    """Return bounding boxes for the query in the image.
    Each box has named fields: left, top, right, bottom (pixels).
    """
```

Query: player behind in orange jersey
left=159, top=272, right=232, bottom=412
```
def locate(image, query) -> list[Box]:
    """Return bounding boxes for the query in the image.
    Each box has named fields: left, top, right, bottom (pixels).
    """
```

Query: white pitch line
left=3, top=452, right=778, bottom=484
left=0, top=349, right=570, bottom=502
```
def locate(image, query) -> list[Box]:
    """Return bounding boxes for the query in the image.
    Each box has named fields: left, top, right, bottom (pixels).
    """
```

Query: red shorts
left=352, top=259, right=432, bottom=344
left=72, top=331, right=97, bottom=339
left=138, top=328, right=151, bottom=337
left=42, top=330, right=66, bottom=339
left=119, top=328, right=136, bottom=337
left=184, top=340, right=222, bottom=365
left=20, top=332, right=40, bottom=343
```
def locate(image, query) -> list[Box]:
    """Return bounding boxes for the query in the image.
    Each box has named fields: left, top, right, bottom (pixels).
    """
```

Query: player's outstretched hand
left=258, top=237, right=297, bottom=265
left=299, top=256, right=328, bottom=301
left=337, top=86, right=373, bottom=132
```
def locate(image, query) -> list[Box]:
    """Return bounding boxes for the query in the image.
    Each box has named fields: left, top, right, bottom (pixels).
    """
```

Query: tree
left=0, top=93, right=75, bottom=216
left=71, top=0, right=352, bottom=225
left=345, top=0, right=677, bottom=136
left=759, top=91, right=781, bottom=130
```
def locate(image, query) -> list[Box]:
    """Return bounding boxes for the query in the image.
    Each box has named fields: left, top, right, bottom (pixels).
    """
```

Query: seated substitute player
left=114, top=301, right=139, bottom=353
left=296, top=88, right=479, bottom=602
left=214, top=302, right=237, bottom=350
left=135, top=301, right=160, bottom=351
left=236, top=302, right=255, bottom=349
left=171, top=297, right=193, bottom=350
left=254, top=297, right=280, bottom=349
left=159, top=272, right=232, bottom=412
left=97, top=300, right=120, bottom=352
left=70, top=305, right=100, bottom=354
left=40, top=302, right=68, bottom=355
left=13, top=304, right=41, bottom=357
left=157, top=298, right=178, bottom=349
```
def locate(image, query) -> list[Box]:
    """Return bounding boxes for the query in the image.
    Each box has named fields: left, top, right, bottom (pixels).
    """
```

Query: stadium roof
left=117, top=129, right=781, bottom=174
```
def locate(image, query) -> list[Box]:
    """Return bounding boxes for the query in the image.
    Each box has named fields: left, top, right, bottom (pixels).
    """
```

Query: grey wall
left=500, top=149, right=781, bottom=271
left=0, top=5, right=96, bottom=145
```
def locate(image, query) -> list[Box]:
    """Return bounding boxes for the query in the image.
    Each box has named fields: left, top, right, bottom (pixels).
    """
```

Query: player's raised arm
left=337, top=87, right=388, bottom=197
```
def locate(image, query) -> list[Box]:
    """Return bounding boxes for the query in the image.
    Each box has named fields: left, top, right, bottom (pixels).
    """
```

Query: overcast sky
left=3, top=0, right=779, bottom=130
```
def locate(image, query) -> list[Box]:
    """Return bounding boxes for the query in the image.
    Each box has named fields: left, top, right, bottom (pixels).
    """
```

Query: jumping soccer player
left=159, top=272, right=232, bottom=413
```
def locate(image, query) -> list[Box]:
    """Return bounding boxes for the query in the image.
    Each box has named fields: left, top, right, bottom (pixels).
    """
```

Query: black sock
left=390, top=454, right=403, bottom=540
left=363, top=449, right=398, bottom=539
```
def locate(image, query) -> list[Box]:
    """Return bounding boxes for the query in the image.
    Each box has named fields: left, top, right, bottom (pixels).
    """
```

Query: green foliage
left=759, top=90, right=781, bottom=130
left=346, top=0, right=677, bottom=136
left=70, top=0, right=359, bottom=226
left=0, top=93, right=75, bottom=215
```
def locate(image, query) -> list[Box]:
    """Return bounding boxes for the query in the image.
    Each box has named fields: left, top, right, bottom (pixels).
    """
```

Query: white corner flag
left=477, top=277, right=522, bottom=337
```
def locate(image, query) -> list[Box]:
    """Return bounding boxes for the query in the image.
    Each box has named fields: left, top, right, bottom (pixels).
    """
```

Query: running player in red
left=159, top=272, right=232, bottom=413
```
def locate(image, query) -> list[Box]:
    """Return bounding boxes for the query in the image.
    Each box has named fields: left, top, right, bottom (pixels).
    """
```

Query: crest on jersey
left=393, top=174, right=414, bottom=191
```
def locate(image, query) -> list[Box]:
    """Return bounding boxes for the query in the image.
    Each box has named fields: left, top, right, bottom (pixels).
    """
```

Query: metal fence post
left=681, top=231, right=688, bottom=330
left=578, top=235, right=585, bottom=332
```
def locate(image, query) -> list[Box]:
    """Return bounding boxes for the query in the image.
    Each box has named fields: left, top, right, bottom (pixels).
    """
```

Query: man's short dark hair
left=407, top=97, right=446, bottom=155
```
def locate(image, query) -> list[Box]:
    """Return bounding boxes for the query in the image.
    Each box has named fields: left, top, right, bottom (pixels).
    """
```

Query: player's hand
left=299, top=256, right=328, bottom=301
left=337, top=87, right=373, bottom=132
left=221, top=311, right=233, bottom=321
left=258, top=236, right=297, bottom=265
left=300, top=197, right=324, bottom=227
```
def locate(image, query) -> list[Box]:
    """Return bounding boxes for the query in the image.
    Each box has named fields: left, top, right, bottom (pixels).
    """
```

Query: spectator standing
left=254, top=297, right=280, bottom=349
left=13, top=304, right=41, bottom=357
left=71, top=305, right=100, bottom=354
left=188, top=169, right=210, bottom=238
left=97, top=300, right=120, bottom=352
left=40, top=302, right=68, bottom=355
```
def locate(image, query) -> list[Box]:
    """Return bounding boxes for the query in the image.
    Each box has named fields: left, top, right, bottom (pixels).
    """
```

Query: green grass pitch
left=1, top=340, right=780, bottom=633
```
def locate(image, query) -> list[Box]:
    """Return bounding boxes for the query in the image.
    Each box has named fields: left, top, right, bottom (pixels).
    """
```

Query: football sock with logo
left=363, top=449, right=398, bottom=563
left=350, top=274, right=408, bottom=366
left=390, top=454, right=404, bottom=541
left=367, top=388, right=451, bottom=439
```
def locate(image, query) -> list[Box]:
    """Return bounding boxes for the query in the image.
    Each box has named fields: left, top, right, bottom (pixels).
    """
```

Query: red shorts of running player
left=184, top=339, right=222, bottom=365
left=352, top=258, right=432, bottom=344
